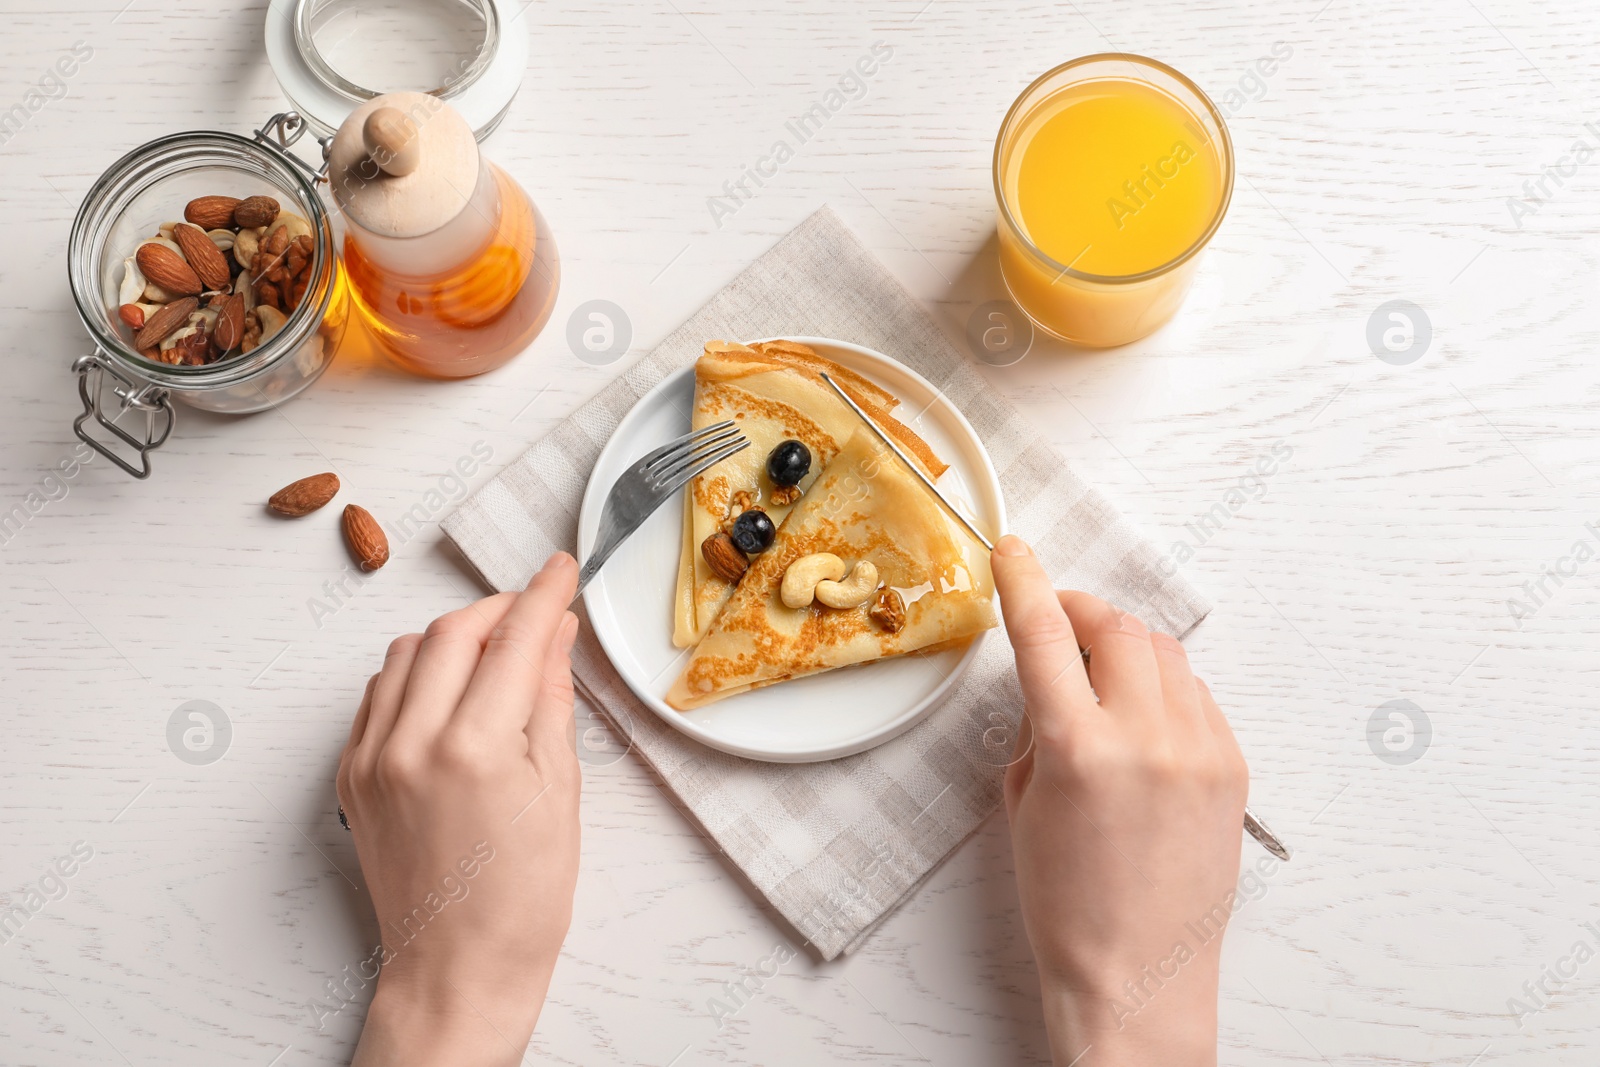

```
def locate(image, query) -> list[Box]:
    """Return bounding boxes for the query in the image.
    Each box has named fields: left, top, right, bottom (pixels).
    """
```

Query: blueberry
left=766, top=440, right=811, bottom=487
left=729, top=509, right=775, bottom=554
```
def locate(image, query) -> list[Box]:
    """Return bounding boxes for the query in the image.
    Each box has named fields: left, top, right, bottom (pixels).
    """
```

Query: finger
left=353, top=633, right=422, bottom=770
left=526, top=611, right=580, bottom=751
left=1196, top=677, right=1244, bottom=762
left=1002, top=711, right=1035, bottom=819
left=458, top=553, right=579, bottom=736
left=337, top=674, right=379, bottom=808
left=389, top=592, right=519, bottom=749
left=990, top=536, right=1095, bottom=711
left=1058, top=591, right=1162, bottom=714
left=1197, top=678, right=1250, bottom=799
left=344, top=673, right=379, bottom=751
left=1150, top=632, right=1206, bottom=736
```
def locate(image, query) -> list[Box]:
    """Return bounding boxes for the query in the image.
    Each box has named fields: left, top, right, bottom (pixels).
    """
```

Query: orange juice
left=994, top=55, right=1232, bottom=347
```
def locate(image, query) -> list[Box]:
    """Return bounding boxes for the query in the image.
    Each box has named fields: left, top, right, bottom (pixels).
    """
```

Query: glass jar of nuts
left=66, top=113, right=349, bottom=478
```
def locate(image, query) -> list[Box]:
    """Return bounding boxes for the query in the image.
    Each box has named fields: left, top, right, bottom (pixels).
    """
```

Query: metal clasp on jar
left=72, top=352, right=175, bottom=479
left=253, top=109, right=333, bottom=185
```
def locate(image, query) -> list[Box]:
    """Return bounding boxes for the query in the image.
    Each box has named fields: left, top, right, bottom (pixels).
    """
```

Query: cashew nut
left=295, top=333, right=325, bottom=373
left=256, top=304, right=288, bottom=343
left=233, top=226, right=263, bottom=268
left=138, top=235, right=184, bottom=257
left=237, top=269, right=257, bottom=311
left=780, top=553, right=846, bottom=609
left=118, top=256, right=147, bottom=306
left=276, top=211, right=313, bottom=242
left=816, top=560, right=880, bottom=609
left=206, top=228, right=236, bottom=251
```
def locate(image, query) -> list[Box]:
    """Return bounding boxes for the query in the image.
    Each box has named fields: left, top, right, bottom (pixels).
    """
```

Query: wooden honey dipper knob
left=362, top=106, right=422, bottom=177
left=329, top=92, right=477, bottom=238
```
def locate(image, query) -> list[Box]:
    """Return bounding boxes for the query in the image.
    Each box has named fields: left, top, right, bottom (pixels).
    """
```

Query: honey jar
left=326, top=92, right=560, bottom=378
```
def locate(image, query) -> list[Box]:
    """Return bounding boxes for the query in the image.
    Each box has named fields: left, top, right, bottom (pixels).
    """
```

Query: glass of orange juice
left=993, top=54, right=1233, bottom=348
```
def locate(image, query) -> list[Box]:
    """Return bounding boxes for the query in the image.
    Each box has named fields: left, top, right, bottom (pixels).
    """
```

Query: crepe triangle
left=671, top=340, right=946, bottom=648
left=666, top=426, right=996, bottom=710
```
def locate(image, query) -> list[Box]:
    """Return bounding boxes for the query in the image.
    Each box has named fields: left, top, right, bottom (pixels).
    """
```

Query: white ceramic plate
left=578, top=338, right=1004, bottom=763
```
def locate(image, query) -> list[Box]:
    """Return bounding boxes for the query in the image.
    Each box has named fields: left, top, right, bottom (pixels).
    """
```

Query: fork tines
left=650, top=424, right=748, bottom=488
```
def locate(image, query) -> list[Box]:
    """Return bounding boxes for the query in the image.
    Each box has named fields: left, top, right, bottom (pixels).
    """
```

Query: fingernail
left=994, top=535, right=1031, bottom=558
left=546, top=551, right=576, bottom=572
left=558, top=613, right=579, bottom=655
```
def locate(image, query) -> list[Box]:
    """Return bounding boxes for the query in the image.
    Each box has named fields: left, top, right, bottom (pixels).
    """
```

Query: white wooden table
left=4, top=1, right=1596, bottom=1063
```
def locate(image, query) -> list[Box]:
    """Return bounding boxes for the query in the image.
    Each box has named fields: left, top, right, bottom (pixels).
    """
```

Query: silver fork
left=573, top=420, right=749, bottom=599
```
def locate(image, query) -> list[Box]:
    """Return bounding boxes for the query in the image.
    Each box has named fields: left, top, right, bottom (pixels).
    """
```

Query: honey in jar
left=326, top=91, right=559, bottom=378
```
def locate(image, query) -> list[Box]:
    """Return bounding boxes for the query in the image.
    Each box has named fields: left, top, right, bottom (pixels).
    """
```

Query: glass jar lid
left=264, top=0, right=527, bottom=141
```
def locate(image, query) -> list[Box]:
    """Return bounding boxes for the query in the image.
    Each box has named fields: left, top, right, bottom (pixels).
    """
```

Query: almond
left=701, top=531, right=748, bottom=584
left=135, top=243, right=202, bottom=297
left=172, top=223, right=231, bottom=291
left=117, top=303, right=145, bottom=329
left=342, top=505, right=389, bottom=571
left=234, top=195, right=281, bottom=229
left=184, top=195, right=241, bottom=230
left=134, top=296, right=198, bottom=348
left=268, top=472, right=340, bottom=517
left=214, top=293, right=245, bottom=352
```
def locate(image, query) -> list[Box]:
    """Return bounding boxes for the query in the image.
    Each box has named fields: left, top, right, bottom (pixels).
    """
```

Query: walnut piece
left=721, top=488, right=759, bottom=533
left=869, top=587, right=906, bottom=634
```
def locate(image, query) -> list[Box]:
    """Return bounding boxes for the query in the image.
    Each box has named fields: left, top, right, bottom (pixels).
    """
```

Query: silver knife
left=819, top=372, right=993, bottom=550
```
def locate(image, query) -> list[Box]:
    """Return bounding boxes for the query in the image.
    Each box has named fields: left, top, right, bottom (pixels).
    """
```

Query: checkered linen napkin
left=441, top=207, right=1210, bottom=959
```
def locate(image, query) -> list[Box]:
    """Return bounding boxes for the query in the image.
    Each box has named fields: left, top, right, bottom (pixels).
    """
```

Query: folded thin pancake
left=666, top=427, right=997, bottom=710
left=671, top=340, right=946, bottom=648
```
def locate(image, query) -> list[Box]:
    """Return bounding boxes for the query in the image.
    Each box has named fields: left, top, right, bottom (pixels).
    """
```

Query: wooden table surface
left=3, top=1, right=1597, bottom=1063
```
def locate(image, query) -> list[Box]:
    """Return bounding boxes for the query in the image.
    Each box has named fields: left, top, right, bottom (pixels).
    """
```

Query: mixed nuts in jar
left=115, top=194, right=317, bottom=366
